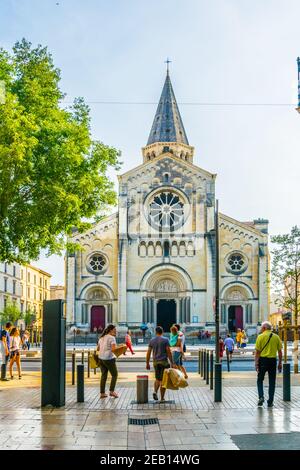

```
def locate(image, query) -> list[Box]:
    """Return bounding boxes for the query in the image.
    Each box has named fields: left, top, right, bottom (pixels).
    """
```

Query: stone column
left=66, top=253, right=76, bottom=325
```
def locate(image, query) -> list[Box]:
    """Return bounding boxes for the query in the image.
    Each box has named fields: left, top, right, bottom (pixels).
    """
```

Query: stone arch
left=148, top=242, right=154, bottom=257
left=179, top=241, right=186, bottom=257
left=220, top=282, right=254, bottom=301
left=79, top=282, right=114, bottom=301
left=155, top=242, right=163, bottom=257
left=140, top=264, right=193, bottom=293
left=139, top=242, right=147, bottom=257
left=171, top=241, right=178, bottom=257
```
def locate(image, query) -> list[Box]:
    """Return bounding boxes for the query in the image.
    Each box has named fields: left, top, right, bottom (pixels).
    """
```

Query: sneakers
left=257, top=398, right=264, bottom=407
left=153, top=392, right=158, bottom=401
left=267, top=402, right=274, bottom=408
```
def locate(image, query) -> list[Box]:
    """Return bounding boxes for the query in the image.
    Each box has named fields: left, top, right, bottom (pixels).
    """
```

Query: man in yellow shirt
left=255, top=321, right=282, bottom=408
left=236, top=329, right=243, bottom=349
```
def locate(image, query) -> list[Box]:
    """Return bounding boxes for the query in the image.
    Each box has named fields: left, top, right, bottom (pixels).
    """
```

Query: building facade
left=20, top=265, right=51, bottom=327
left=66, top=71, right=269, bottom=334
left=50, top=285, right=65, bottom=301
left=0, top=262, right=22, bottom=313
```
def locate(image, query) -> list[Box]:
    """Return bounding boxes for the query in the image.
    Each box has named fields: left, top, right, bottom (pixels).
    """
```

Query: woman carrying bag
left=97, top=324, right=125, bottom=399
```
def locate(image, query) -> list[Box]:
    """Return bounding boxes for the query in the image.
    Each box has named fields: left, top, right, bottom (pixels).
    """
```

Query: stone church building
left=66, top=71, right=269, bottom=334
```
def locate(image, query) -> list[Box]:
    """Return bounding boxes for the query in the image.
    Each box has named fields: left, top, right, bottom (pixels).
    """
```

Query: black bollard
left=77, top=364, right=84, bottom=402
left=81, top=349, right=84, bottom=365
left=200, top=349, right=203, bottom=377
left=198, top=350, right=201, bottom=374
left=206, top=352, right=209, bottom=385
left=283, top=363, right=291, bottom=401
left=87, top=350, right=90, bottom=378
left=226, top=349, right=230, bottom=372
left=203, top=350, right=207, bottom=380
left=214, top=363, right=222, bottom=402
left=72, top=349, right=76, bottom=385
left=210, top=351, right=214, bottom=390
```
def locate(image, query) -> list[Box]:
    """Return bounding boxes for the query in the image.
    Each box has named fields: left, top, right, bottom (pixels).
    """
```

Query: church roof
left=147, top=71, right=189, bottom=145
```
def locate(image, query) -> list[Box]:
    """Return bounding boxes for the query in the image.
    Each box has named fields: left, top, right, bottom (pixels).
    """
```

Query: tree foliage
left=0, top=39, right=120, bottom=263
left=271, top=226, right=300, bottom=321
left=0, top=301, right=22, bottom=325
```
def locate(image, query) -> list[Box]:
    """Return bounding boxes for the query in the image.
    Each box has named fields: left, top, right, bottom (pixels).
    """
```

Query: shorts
left=10, top=350, right=20, bottom=359
left=241, top=343, right=246, bottom=348
left=172, top=351, right=182, bottom=366
left=153, top=360, right=170, bottom=381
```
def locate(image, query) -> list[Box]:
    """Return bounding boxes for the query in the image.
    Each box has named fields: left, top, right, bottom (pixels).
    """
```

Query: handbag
left=89, top=352, right=100, bottom=369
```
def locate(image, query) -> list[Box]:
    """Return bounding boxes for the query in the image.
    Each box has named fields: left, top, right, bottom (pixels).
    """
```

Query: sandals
left=109, top=391, right=119, bottom=398
left=100, top=393, right=108, bottom=399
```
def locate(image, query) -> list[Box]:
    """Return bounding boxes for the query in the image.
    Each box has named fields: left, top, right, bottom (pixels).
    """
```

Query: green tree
left=0, top=301, right=22, bottom=325
left=0, top=39, right=120, bottom=263
left=23, top=309, right=36, bottom=328
left=271, top=226, right=300, bottom=372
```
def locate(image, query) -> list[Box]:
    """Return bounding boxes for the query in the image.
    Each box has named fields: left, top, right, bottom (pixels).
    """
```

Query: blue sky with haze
left=1, top=0, right=299, bottom=284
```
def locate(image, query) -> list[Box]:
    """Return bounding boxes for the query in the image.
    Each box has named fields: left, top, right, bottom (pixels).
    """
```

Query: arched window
left=164, top=241, right=170, bottom=257
left=164, top=173, right=169, bottom=183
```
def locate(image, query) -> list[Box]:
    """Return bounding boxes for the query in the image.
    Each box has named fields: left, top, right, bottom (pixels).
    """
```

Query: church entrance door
left=157, top=299, right=176, bottom=333
left=228, top=305, right=243, bottom=332
left=91, top=306, right=106, bottom=333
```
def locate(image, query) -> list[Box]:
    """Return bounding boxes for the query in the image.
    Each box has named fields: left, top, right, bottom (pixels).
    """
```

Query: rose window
left=149, top=191, right=184, bottom=230
left=89, top=254, right=106, bottom=273
left=227, top=253, right=245, bottom=273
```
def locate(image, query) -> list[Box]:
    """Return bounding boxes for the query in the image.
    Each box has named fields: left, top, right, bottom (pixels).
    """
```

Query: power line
left=60, top=100, right=297, bottom=107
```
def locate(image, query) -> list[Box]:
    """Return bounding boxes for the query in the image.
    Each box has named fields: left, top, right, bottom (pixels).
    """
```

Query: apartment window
left=27, top=287, right=30, bottom=298
left=45, top=279, right=47, bottom=289
left=21, top=284, right=24, bottom=296
left=44, top=292, right=47, bottom=300
left=13, top=265, right=16, bottom=277
left=34, top=275, right=37, bottom=285
left=21, top=269, right=24, bottom=280
left=28, top=272, right=30, bottom=283
left=4, top=262, right=7, bottom=273
left=40, top=277, right=42, bottom=287
left=40, top=291, right=42, bottom=302
left=20, top=302, right=24, bottom=313
left=13, top=280, right=16, bottom=295
left=34, top=288, right=36, bottom=300
left=4, top=278, right=7, bottom=292
left=4, top=297, right=7, bottom=308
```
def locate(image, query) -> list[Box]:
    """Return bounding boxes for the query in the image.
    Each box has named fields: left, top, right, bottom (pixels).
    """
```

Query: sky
left=1, top=0, right=299, bottom=284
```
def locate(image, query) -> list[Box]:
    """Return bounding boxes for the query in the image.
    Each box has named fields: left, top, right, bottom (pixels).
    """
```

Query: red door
left=235, top=306, right=243, bottom=330
left=91, top=306, right=105, bottom=332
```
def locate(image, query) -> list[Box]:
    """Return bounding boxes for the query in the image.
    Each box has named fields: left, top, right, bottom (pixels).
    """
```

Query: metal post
left=206, top=351, right=209, bottom=385
left=77, top=364, right=84, bottom=402
left=283, top=363, right=291, bottom=401
left=72, top=348, right=76, bottom=385
left=226, top=349, right=230, bottom=372
left=200, top=349, right=203, bottom=377
left=81, top=349, right=84, bottom=365
left=203, top=350, right=207, bottom=380
left=87, top=350, right=90, bottom=378
left=94, top=349, right=97, bottom=375
left=214, top=200, right=222, bottom=402
left=136, top=375, right=149, bottom=404
left=198, top=350, right=201, bottom=374
left=210, top=351, right=214, bottom=390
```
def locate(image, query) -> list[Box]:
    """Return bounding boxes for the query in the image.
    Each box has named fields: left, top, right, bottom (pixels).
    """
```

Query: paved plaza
left=1, top=372, right=300, bottom=450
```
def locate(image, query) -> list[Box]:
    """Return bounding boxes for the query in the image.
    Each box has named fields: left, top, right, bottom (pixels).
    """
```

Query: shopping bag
left=113, top=344, right=127, bottom=358
left=89, top=352, right=100, bottom=369
left=168, top=368, right=188, bottom=388
left=162, top=369, right=179, bottom=390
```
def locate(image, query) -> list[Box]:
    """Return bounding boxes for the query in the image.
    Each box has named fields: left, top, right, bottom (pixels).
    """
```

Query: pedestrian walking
left=146, top=326, right=174, bottom=402
left=219, top=336, right=225, bottom=361
left=255, top=321, right=282, bottom=408
left=124, top=330, right=135, bottom=355
left=174, top=323, right=188, bottom=378
left=9, top=327, right=22, bottom=379
left=97, top=324, right=120, bottom=399
left=22, top=330, right=30, bottom=350
left=240, top=330, right=248, bottom=353
left=224, top=334, right=235, bottom=362
left=236, top=328, right=242, bottom=349
left=0, top=322, right=12, bottom=381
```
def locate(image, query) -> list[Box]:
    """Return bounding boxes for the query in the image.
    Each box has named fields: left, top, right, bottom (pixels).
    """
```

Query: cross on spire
left=165, top=58, right=172, bottom=73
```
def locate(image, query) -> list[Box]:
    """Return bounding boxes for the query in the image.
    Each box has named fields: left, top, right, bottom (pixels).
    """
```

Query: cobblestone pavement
left=1, top=384, right=300, bottom=450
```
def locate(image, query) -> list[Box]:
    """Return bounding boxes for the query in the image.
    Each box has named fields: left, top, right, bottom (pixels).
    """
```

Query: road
left=19, top=359, right=270, bottom=372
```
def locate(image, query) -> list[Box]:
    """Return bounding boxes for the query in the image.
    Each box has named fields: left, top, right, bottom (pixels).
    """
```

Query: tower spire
left=147, top=69, right=189, bottom=145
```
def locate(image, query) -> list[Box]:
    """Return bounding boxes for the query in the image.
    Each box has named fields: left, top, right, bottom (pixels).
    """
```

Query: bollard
left=87, top=350, right=90, bottom=378
left=210, top=351, right=214, bottom=390
left=214, top=363, right=222, bottom=402
left=94, top=349, right=97, bottom=375
left=198, top=350, right=201, bottom=374
left=72, top=348, right=76, bottom=385
left=283, top=363, right=291, bottom=401
left=81, top=349, right=84, bottom=365
left=200, top=349, right=203, bottom=377
left=136, top=375, right=148, bottom=404
left=203, top=350, right=206, bottom=380
left=226, top=349, right=230, bottom=372
left=77, top=364, right=84, bottom=402
left=206, top=351, right=209, bottom=385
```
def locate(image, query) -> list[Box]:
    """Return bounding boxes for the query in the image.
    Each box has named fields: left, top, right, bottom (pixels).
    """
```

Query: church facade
left=65, top=71, right=269, bottom=334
